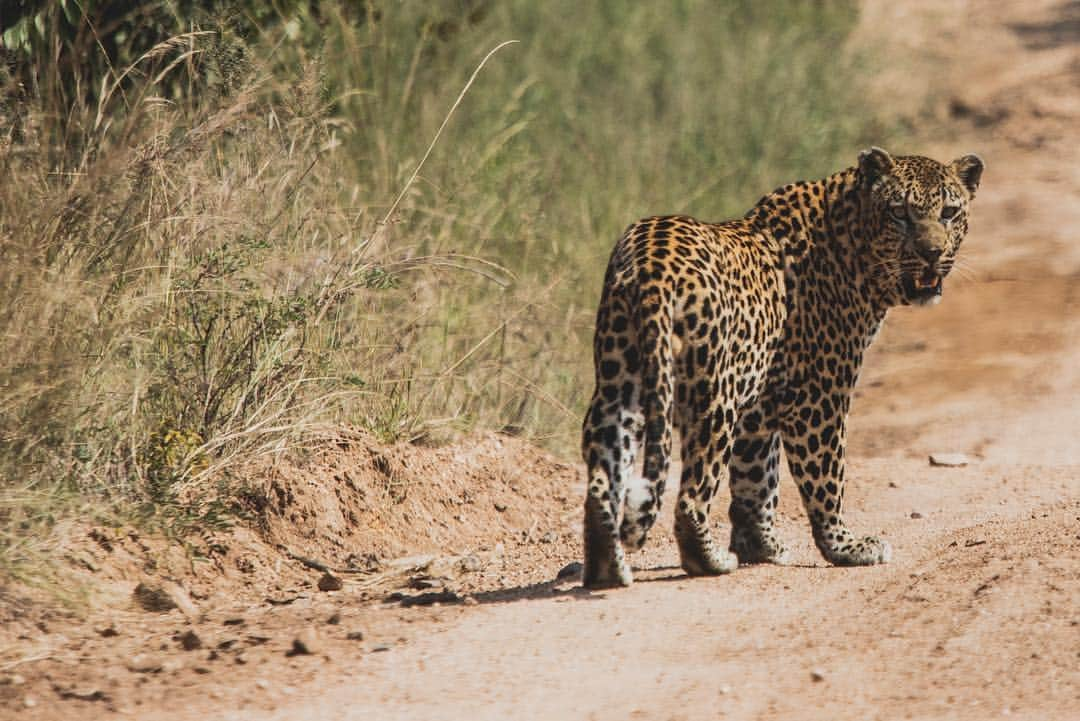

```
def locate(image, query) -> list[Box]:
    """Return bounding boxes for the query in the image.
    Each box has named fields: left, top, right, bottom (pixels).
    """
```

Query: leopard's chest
left=777, top=260, right=884, bottom=401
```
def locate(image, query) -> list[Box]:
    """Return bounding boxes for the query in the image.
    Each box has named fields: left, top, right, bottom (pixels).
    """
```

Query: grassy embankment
left=0, top=1, right=894, bottom=582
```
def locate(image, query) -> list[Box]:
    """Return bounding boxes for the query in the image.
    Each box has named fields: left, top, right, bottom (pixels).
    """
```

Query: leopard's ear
left=858, top=146, right=895, bottom=186
left=950, top=153, right=984, bottom=198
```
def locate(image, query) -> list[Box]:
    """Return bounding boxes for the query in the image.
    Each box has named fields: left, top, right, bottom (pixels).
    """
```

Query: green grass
left=0, top=0, right=896, bottom=577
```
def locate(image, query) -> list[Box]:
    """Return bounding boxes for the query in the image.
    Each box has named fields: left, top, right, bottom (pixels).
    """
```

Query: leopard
left=581, top=147, right=984, bottom=588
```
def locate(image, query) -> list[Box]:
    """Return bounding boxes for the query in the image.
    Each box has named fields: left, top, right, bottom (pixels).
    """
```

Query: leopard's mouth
left=901, top=267, right=943, bottom=305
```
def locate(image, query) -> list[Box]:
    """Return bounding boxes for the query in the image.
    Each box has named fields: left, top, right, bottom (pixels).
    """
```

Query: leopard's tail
left=618, top=278, right=675, bottom=550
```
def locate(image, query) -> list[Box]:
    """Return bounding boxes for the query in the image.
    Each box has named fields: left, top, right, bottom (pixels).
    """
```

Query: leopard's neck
left=747, top=168, right=891, bottom=327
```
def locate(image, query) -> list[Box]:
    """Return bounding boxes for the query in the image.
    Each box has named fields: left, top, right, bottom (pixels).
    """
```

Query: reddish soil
left=2, top=1, right=1078, bottom=719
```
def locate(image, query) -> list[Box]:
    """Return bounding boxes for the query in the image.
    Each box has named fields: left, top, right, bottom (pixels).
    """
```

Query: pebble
left=326, top=612, right=342, bottom=625
left=910, top=511, right=924, bottom=519
left=161, top=581, right=200, bottom=618
left=162, top=658, right=184, bottom=673
left=810, top=669, right=826, bottom=682
left=557, top=561, right=583, bottom=580
left=178, top=630, right=202, bottom=651
left=132, top=583, right=176, bottom=613
left=493, top=502, right=508, bottom=512
left=290, top=628, right=321, bottom=656
left=127, top=654, right=164, bottom=673
left=23, top=696, right=37, bottom=709
left=398, top=590, right=463, bottom=608
left=317, top=573, right=343, bottom=592
left=346, top=631, right=365, bottom=641
left=929, top=452, right=971, bottom=467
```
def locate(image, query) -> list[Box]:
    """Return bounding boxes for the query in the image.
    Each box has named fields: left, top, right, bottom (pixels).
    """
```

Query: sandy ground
left=2, top=1, right=1078, bottom=719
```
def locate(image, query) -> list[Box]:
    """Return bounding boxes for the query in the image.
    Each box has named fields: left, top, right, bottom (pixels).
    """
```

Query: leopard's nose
left=917, top=247, right=943, bottom=266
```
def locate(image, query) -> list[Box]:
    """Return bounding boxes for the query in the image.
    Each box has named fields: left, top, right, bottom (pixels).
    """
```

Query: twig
left=352, top=39, right=519, bottom=262
left=0, top=652, right=52, bottom=671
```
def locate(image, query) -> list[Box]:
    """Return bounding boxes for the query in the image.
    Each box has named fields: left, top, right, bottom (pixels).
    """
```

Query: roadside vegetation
left=0, top=0, right=893, bottom=580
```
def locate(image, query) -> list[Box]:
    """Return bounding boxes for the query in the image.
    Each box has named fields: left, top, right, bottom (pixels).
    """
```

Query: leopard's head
left=858, top=147, right=984, bottom=307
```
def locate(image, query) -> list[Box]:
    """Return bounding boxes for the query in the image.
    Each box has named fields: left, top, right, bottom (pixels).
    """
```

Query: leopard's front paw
left=675, top=513, right=739, bottom=576
left=729, top=524, right=791, bottom=565
left=817, top=531, right=891, bottom=566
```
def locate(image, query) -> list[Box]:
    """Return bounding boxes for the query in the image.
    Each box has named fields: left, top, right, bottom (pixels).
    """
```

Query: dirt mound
left=226, top=430, right=578, bottom=588
left=0, top=431, right=583, bottom=719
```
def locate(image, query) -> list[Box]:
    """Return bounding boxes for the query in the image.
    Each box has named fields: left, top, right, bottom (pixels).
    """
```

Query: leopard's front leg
left=782, top=394, right=890, bottom=566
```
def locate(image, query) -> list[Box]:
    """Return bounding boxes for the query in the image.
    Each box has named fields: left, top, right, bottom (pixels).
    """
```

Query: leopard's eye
left=940, top=205, right=959, bottom=221
left=888, top=204, right=907, bottom=222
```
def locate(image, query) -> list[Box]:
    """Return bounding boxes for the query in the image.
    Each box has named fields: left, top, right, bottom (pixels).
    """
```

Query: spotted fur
left=582, top=147, right=984, bottom=588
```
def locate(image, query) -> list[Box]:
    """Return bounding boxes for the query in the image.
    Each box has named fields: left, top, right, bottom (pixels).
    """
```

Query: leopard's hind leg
left=582, top=393, right=636, bottom=588
left=582, top=288, right=642, bottom=588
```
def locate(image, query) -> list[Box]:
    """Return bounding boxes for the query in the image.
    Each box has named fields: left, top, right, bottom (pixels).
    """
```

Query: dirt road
left=4, top=2, right=1078, bottom=720
left=230, top=2, right=1079, bottom=719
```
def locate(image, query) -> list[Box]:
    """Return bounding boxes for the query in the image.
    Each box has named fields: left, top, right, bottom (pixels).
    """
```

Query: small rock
left=132, top=583, right=176, bottom=613
left=255, top=679, right=270, bottom=690
left=810, top=669, right=826, bottom=683
left=265, top=594, right=302, bottom=606
left=97, top=625, right=119, bottom=638
left=223, top=617, right=245, bottom=626
left=719, top=684, right=732, bottom=695
left=317, top=573, right=343, bottom=592
left=557, top=561, right=583, bottom=580
left=371, top=644, right=392, bottom=652
left=929, top=452, right=971, bottom=467
left=177, top=630, right=202, bottom=651
left=161, top=658, right=184, bottom=673
left=234, top=653, right=248, bottom=665
left=346, top=631, right=365, bottom=641
left=289, top=628, right=321, bottom=656
left=62, top=687, right=105, bottom=702
left=326, top=612, right=342, bottom=625
left=540, top=531, right=558, bottom=544
left=910, top=511, right=924, bottom=519
left=127, top=654, right=163, bottom=673
left=463, top=596, right=478, bottom=606
left=458, top=555, right=483, bottom=573
left=887, top=481, right=899, bottom=489
left=23, top=696, right=37, bottom=709
left=399, top=590, right=463, bottom=608
left=161, top=581, right=199, bottom=618
left=493, top=501, right=508, bottom=512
